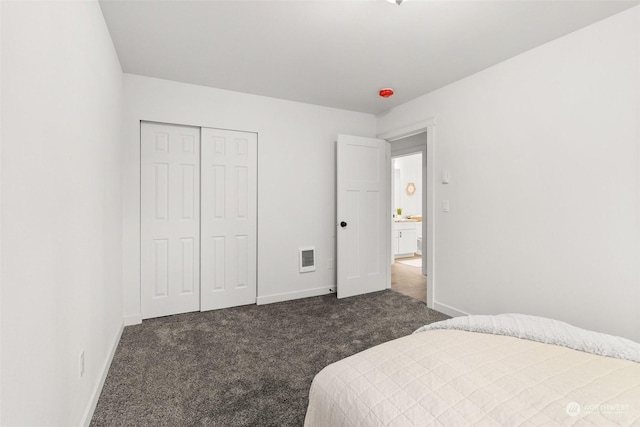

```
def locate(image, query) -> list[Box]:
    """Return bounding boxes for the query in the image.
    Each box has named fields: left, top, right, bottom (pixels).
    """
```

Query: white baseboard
left=80, top=321, right=123, bottom=427
left=433, top=301, right=469, bottom=318
left=257, top=286, right=334, bottom=305
left=123, top=313, right=142, bottom=326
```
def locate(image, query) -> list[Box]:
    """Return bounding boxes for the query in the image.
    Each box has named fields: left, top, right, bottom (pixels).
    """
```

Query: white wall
left=378, top=6, right=640, bottom=341
left=123, top=74, right=377, bottom=321
left=1, top=2, right=124, bottom=426
left=394, top=153, right=422, bottom=217
left=0, top=1, right=3, bottom=422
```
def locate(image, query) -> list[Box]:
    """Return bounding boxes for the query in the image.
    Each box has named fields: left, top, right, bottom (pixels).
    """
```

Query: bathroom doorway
left=391, top=151, right=426, bottom=303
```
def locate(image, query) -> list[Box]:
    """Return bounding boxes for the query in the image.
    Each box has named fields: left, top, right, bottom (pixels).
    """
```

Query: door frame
left=379, top=118, right=436, bottom=309
left=391, top=150, right=423, bottom=262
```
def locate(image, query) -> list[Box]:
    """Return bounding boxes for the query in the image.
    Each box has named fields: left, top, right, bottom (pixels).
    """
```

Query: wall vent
left=299, top=247, right=316, bottom=273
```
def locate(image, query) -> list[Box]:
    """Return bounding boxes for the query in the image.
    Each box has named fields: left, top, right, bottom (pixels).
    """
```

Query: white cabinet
left=394, top=221, right=418, bottom=258
left=398, top=227, right=417, bottom=255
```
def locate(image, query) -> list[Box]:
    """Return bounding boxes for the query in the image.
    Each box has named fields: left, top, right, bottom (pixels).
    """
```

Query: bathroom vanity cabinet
left=393, top=221, right=418, bottom=258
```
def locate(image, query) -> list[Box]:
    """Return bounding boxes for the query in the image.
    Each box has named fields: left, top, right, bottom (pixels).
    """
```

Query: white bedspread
left=415, top=314, right=640, bottom=363
left=305, top=329, right=640, bottom=426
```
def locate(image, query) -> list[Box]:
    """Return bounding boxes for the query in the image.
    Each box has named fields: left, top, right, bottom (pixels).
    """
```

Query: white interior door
left=337, top=134, right=390, bottom=298
left=200, top=128, right=257, bottom=311
left=141, top=122, right=201, bottom=319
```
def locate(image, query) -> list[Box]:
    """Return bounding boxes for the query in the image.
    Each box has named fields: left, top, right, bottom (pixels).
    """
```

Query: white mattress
left=305, top=329, right=640, bottom=426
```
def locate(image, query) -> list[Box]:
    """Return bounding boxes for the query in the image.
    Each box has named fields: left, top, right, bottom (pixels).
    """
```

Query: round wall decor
left=406, top=182, right=416, bottom=196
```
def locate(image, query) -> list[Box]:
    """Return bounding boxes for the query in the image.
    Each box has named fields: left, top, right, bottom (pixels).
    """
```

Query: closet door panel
left=201, top=128, right=257, bottom=311
left=141, top=122, right=201, bottom=319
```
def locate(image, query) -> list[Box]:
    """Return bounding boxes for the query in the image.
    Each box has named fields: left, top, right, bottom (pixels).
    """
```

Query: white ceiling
left=99, top=0, right=639, bottom=115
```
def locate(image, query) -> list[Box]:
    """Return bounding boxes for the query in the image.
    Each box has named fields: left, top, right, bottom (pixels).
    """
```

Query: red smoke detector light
left=379, top=88, right=394, bottom=98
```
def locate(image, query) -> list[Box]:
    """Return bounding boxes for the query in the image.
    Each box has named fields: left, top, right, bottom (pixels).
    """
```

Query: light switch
left=442, top=200, right=450, bottom=212
left=441, top=171, right=450, bottom=184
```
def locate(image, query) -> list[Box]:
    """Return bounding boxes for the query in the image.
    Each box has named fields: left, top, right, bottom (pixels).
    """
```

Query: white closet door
left=141, top=122, right=201, bottom=319
left=200, top=128, right=257, bottom=311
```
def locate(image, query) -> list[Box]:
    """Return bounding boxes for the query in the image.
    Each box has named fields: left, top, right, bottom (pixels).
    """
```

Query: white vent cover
left=299, top=247, right=316, bottom=273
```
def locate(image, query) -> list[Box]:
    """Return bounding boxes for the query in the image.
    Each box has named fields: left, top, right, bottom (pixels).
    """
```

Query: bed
left=305, top=314, right=640, bottom=426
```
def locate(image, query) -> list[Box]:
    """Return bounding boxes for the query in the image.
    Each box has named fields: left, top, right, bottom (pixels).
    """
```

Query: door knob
left=340, top=221, right=347, bottom=228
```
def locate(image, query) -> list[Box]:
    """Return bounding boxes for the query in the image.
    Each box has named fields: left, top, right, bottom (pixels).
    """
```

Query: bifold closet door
left=200, top=128, right=257, bottom=311
left=141, top=122, right=201, bottom=319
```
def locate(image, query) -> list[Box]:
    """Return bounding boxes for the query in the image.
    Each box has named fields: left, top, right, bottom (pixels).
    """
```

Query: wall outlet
left=327, top=258, right=334, bottom=269
left=79, top=350, right=85, bottom=378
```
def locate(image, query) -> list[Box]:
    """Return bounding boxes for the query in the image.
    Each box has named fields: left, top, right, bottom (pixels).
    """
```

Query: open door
left=336, top=134, right=390, bottom=298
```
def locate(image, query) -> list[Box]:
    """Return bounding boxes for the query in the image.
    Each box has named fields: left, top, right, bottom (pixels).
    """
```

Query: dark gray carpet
left=90, top=290, right=449, bottom=427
